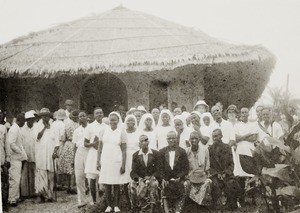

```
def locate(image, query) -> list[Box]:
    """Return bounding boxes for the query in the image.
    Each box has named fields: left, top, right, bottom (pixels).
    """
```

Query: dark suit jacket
left=158, top=146, right=189, bottom=181
left=130, top=149, right=159, bottom=180
left=209, top=141, right=234, bottom=177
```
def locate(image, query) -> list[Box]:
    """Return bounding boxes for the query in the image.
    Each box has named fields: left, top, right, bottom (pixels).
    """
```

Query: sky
left=1, top=0, right=300, bottom=105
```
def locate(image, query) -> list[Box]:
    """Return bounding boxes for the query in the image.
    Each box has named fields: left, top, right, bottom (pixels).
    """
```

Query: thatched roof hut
left=0, top=6, right=275, bottom=114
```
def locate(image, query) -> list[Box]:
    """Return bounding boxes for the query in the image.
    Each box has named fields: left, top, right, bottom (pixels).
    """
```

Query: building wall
left=1, top=65, right=206, bottom=115
left=166, top=65, right=205, bottom=111
left=117, top=72, right=150, bottom=111
left=118, top=64, right=205, bottom=112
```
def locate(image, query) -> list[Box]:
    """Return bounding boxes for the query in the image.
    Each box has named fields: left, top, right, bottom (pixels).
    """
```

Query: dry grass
left=0, top=6, right=274, bottom=78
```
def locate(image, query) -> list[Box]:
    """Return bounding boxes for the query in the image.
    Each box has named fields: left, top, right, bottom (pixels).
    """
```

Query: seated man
left=185, top=131, right=212, bottom=206
left=209, top=129, right=242, bottom=210
left=130, top=135, right=159, bottom=213
left=159, top=131, right=189, bottom=213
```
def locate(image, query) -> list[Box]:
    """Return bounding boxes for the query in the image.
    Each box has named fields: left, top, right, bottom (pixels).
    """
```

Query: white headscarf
left=174, top=114, right=192, bottom=149
left=157, top=109, right=174, bottom=128
left=200, top=112, right=214, bottom=127
left=108, top=111, right=124, bottom=129
left=191, top=111, right=201, bottom=119
left=138, top=113, right=156, bottom=131
left=124, top=114, right=138, bottom=129
left=174, top=114, right=188, bottom=128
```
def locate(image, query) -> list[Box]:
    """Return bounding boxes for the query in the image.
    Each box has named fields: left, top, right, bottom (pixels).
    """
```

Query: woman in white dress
left=138, top=113, right=157, bottom=150
left=124, top=115, right=140, bottom=182
left=157, top=109, right=175, bottom=150
left=123, top=114, right=140, bottom=208
left=174, top=115, right=193, bottom=149
left=98, top=112, right=127, bottom=213
left=200, top=112, right=214, bottom=146
left=189, top=111, right=210, bottom=146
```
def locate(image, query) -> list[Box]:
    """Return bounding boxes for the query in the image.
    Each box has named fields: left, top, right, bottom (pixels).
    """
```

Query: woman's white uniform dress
left=156, top=109, right=175, bottom=150
left=138, top=113, right=157, bottom=150
left=199, top=112, right=214, bottom=146
left=124, top=115, right=140, bottom=182
left=99, top=112, right=128, bottom=185
left=174, top=115, right=193, bottom=150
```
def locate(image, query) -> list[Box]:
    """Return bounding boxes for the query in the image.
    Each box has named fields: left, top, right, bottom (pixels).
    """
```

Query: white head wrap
left=138, top=113, right=156, bottom=131
left=157, top=109, right=174, bottom=128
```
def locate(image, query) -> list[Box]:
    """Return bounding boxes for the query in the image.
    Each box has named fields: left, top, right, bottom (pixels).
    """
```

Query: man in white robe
left=35, top=108, right=60, bottom=202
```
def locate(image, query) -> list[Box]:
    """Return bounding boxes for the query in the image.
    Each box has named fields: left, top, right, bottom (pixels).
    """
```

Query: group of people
left=0, top=99, right=292, bottom=212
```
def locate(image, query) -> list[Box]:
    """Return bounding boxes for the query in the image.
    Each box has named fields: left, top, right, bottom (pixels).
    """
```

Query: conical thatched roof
left=0, top=6, right=275, bottom=78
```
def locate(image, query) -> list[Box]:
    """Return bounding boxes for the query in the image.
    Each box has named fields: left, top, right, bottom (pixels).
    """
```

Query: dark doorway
left=43, top=84, right=60, bottom=113
left=149, top=80, right=168, bottom=110
left=0, top=78, right=7, bottom=111
left=80, top=73, right=128, bottom=115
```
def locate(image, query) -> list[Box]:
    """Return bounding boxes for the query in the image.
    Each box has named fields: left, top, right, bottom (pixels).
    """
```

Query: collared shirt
left=186, top=144, right=210, bottom=173
left=234, top=121, right=258, bottom=157
left=84, top=120, right=106, bottom=143
left=72, top=125, right=87, bottom=148
left=169, top=150, right=175, bottom=170
left=7, top=123, right=27, bottom=162
left=211, top=119, right=236, bottom=144
left=138, top=148, right=153, bottom=166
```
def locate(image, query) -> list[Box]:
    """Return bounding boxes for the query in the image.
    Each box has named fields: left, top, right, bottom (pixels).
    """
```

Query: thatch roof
left=0, top=6, right=275, bottom=78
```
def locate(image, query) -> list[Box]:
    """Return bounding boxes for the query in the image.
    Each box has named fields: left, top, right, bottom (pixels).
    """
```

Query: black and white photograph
left=0, top=0, right=300, bottom=212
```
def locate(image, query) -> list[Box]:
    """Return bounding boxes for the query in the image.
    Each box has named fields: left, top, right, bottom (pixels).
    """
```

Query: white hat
left=137, top=105, right=147, bottom=113
left=55, top=109, right=67, bottom=120
left=25, top=111, right=36, bottom=119
left=193, top=100, right=209, bottom=110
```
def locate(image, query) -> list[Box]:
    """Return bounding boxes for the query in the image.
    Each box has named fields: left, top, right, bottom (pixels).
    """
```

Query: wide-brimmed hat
left=189, top=169, right=207, bottom=184
left=226, top=105, right=238, bottom=114
left=137, top=105, right=147, bottom=113
left=25, top=110, right=37, bottom=119
left=55, top=109, right=67, bottom=120
left=193, top=100, right=209, bottom=110
left=69, top=109, right=79, bottom=119
left=39, top=108, right=51, bottom=116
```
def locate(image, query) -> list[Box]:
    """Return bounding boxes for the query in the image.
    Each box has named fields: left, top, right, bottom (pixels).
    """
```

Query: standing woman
left=200, top=112, right=214, bottom=146
left=98, top=112, right=127, bottom=213
left=124, top=114, right=140, bottom=208
left=174, top=115, right=192, bottom=149
left=59, top=110, right=79, bottom=194
left=138, top=113, right=157, bottom=150
left=156, top=109, right=174, bottom=150
left=124, top=115, right=140, bottom=182
left=189, top=111, right=210, bottom=146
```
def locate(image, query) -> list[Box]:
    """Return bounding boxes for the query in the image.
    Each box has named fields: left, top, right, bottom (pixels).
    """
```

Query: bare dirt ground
left=7, top=192, right=260, bottom=213
left=7, top=191, right=79, bottom=213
